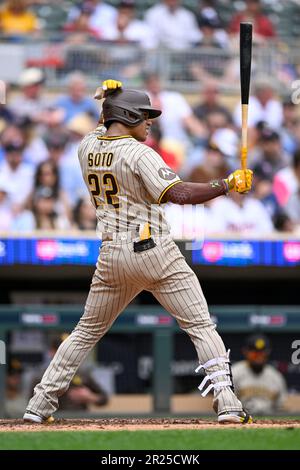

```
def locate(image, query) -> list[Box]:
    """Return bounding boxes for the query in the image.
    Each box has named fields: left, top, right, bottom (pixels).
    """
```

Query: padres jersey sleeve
left=137, top=147, right=181, bottom=204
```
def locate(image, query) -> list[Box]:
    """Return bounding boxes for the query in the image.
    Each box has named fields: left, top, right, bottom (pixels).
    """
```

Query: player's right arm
left=137, top=147, right=252, bottom=205
left=161, top=169, right=253, bottom=205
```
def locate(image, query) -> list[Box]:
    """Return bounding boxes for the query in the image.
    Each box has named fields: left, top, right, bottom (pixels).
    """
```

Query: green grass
left=0, top=429, right=299, bottom=450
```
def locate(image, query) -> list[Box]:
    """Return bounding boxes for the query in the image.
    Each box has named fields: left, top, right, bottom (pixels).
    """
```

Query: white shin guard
left=195, top=350, right=234, bottom=397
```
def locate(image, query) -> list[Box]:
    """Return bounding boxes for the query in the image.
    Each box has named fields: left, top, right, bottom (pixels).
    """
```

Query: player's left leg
left=148, top=237, right=251, bottom=423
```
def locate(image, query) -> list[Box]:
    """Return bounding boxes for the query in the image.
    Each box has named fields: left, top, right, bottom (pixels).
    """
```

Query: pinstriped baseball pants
left=26, top=236, right=243, bottom=417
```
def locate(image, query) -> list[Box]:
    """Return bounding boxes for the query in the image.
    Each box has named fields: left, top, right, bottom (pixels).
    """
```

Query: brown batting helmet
left=102, top=89, right=161, bottom=127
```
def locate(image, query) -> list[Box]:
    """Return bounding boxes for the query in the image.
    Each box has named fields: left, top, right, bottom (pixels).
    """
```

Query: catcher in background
left=232, top=334, right=287, bottom=415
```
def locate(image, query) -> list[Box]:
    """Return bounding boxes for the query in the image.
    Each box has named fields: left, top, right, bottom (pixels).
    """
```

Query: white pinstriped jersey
left=27, top=129, right=245, bottom=422
left=78, top=127, right=181, bottom=235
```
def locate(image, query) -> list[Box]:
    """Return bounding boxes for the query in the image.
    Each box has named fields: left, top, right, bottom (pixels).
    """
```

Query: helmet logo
left=255, top=339, right=265, bottom=350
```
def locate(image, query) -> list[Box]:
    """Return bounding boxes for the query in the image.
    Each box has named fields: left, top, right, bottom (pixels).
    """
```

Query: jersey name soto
left=88, top=152, right=114, bottom=167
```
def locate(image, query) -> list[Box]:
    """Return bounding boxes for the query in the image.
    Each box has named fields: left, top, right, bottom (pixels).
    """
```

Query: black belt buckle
left=133, top=237, right=156, bottom=253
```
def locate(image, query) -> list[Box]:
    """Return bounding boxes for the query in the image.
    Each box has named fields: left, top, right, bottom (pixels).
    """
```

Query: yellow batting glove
left=94, top=79, right=123, bottom=100
left=224, top=169, right=253, bottom=194
left=102, top=79, right=123, bottom=91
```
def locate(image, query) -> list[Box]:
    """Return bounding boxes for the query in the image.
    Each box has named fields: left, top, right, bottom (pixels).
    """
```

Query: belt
left=102, top=222, right=155, bottom=242
left=102, top=229, right=156, bottom=252
left=102, top=228, right=139, bottom=242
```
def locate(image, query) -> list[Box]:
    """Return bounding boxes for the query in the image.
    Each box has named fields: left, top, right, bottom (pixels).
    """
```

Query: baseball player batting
left=24, top=80, right=253, bottom=425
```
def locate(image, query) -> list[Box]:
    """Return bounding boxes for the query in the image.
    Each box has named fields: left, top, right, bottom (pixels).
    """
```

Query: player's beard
left=249, top=362, right=264, bottom=374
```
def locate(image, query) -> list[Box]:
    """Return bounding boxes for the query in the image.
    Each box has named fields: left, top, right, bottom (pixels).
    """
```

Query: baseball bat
left=240, top=22, right=252, bottom=170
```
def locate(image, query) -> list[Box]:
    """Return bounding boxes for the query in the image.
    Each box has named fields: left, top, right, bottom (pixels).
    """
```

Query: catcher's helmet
left=102, top=89, right=161, bottom=127
left=245, top=334, right=271, bottom=353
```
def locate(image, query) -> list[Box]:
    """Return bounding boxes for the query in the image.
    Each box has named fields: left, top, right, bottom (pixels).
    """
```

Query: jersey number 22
left=88, top=173, right=120, bottom=209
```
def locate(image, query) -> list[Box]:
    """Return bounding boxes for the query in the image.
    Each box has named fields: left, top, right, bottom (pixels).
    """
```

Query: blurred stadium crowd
left=1, top=0, right=300, bottom=235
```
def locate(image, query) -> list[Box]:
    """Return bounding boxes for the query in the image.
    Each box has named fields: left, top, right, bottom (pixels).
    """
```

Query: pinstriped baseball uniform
left=78, top=127, right=181, bottom=235
left=26, top=127, right=243, bottom=418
